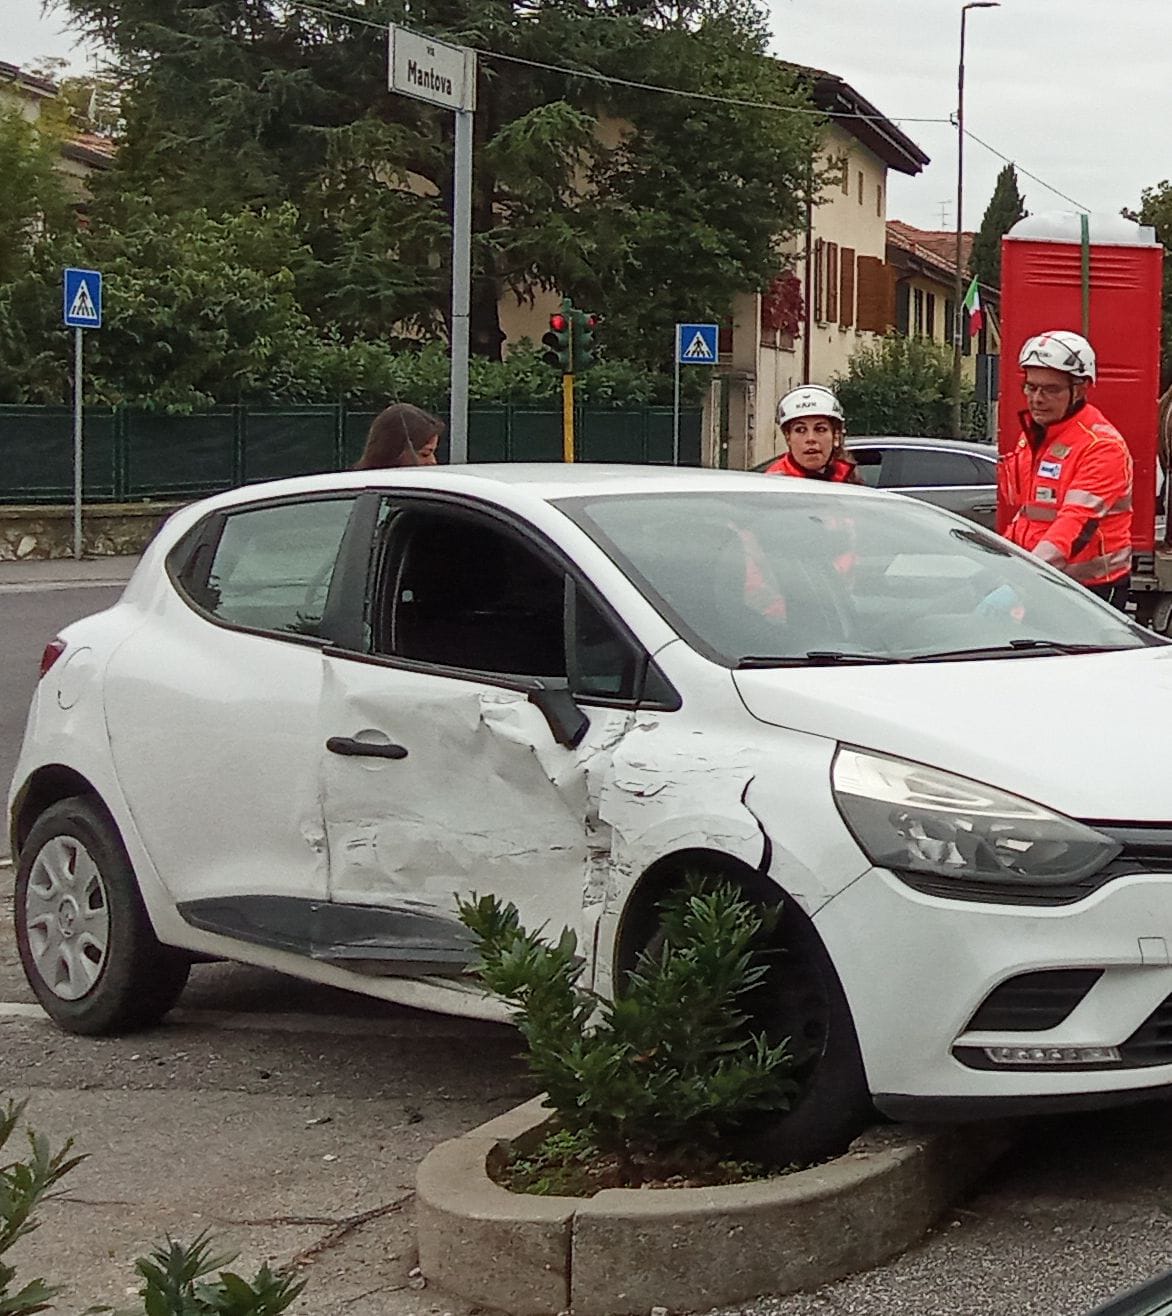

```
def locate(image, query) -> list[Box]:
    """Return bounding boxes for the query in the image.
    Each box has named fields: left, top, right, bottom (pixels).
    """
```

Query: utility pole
left=952, top=1, right=1000, bottom=440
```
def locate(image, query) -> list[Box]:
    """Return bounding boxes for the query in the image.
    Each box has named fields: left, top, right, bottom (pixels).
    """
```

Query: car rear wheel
left=14, top=797, right=190, bottom=1035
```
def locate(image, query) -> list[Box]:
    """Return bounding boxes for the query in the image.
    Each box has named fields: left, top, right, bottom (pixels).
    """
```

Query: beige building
left=0, top=60, right=114, bottom=197
left=885, top=220, right=1000, bottom=368
left=735, top=68, right=929, bottom=468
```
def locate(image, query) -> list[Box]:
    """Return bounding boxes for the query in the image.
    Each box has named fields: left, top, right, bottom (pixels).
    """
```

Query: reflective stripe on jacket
left=998, top=403, right=1133, bottom=588
left=762, top=453, right=860, bottom=483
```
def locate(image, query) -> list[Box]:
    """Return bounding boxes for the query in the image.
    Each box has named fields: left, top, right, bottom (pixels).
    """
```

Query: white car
left=8, top=465, right=1172, bottom=1163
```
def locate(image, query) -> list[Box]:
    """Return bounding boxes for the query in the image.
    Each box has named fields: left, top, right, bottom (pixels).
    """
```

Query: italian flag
left=963, top=275, right=984, bottom=336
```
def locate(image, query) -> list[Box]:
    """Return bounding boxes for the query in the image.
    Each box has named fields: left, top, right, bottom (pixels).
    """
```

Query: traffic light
left=542, top=310, right=572, bottom=372
left=572, top=310, right=598, bottom=372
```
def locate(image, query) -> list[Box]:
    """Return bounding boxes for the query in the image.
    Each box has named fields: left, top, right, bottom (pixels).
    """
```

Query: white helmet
left=777, top=385, right=845, bottom=428
left=1018, top=330, right=1097, bottom=382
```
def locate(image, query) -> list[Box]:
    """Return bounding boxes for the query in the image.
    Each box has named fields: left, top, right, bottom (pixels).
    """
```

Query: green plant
left=113, top=1234, right=305, bottom=1316
left=458, top=880, right=796, bottom=1165
left=0, top=1097, right=87, bottom=1315
left=833, top=335, right=978, bottom=439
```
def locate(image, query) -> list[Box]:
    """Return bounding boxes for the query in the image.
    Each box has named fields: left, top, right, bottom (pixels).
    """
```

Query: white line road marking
left=0, top=1001, right=495, bottom=1038
left=0, top=580, right=130, bottom=595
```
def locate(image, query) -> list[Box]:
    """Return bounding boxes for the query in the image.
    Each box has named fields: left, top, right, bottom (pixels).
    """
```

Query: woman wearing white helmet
left=762, top=386, right=860, bottom=483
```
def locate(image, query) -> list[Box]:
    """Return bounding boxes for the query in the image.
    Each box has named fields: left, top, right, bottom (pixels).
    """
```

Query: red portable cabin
left=998, top=212, right=1163, bottom=557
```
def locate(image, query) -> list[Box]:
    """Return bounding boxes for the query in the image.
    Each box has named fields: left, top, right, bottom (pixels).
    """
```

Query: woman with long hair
left=353, top=403, right=444, bottom=469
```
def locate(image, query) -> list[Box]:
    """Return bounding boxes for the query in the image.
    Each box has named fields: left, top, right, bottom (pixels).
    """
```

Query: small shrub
left=833, top=334, right=979, bottom=439
left=112, top=1234, right=305, bottom=1316
left=459, top=879, right=796, bottom=1180
left=0, top=1096, right=86, bottom=1315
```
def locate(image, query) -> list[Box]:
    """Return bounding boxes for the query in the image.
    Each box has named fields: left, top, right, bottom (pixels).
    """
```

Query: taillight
left=39, top=639, right=67, bottom=680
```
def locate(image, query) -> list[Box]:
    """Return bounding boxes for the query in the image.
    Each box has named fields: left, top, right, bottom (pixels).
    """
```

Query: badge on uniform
left=1035, top=487, right=1057, bottom=502
left=1051, top=443, right=1072, bottom=457
left=1038, top=461, right=1063, bottom=478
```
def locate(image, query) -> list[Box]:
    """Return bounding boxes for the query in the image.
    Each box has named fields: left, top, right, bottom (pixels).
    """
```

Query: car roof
left=846, top=436, right=998, bottom=457
left=183, top=462, right=901, bottom=514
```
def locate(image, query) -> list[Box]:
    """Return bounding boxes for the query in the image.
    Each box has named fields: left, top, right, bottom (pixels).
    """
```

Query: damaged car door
left=316, top=497, right=653, bottom=975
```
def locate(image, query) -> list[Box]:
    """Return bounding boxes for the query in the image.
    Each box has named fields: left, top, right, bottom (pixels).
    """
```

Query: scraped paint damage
left=321, top=681, right=774, bottom=940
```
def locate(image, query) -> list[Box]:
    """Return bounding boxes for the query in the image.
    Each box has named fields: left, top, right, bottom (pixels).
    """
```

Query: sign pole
left=73, top=327, right=83, bottom=560
left=449, top=106, right=473, bottom=463
left=672, top=325, right=681, bottom=467
left=388, top=26, right=476, bottom=463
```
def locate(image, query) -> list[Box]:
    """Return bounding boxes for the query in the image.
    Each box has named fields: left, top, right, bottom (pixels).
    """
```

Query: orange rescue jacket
left=999, top=403, right=1133, bottom=587
left=762, top=453, right=859, bottom=483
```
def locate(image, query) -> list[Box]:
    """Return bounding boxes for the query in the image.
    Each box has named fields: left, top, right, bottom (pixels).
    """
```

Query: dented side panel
left=320, top=655, right=635, bottom=943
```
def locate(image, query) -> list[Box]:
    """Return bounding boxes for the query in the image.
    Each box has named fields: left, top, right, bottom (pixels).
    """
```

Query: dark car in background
left=756, top=436, right=999, bottom=529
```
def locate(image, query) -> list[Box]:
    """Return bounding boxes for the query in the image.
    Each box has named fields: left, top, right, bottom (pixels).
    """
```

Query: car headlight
left=831, top=746, right=1120, bottom=887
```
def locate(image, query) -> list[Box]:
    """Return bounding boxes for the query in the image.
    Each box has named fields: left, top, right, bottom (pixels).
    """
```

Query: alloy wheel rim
left=24, top=835, right=111, bottom=1001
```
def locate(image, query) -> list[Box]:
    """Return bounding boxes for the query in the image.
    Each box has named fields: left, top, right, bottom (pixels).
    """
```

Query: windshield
left=558, top=489, right=1158, bottom=667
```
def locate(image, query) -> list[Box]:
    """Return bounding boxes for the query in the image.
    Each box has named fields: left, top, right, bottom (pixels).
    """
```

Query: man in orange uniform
left=999, top=330, right=1133, bottom=609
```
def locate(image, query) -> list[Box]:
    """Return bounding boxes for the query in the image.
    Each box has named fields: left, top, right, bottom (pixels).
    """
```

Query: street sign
left=388, top=25, right=476, bottom=463
left=388, top=25, right=476, bottom=112
left=63, top=267, right=102, bottom=329
left=676, top=323, right=718, bottom=365
left=62, top=268, right=105, bottom=561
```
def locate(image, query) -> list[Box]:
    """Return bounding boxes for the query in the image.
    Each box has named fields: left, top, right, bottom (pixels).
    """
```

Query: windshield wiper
left=736, top=651, right=905, bottom=668
left=908, top=639, right=1137, bottom=662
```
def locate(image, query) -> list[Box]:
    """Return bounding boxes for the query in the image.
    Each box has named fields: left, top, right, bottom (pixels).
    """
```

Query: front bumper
left=814, top=864, right=1172, bottom=1112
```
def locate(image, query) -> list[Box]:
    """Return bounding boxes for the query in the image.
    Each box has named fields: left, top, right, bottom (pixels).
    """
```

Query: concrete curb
left=416, top=1097, right=1013, bottom=1315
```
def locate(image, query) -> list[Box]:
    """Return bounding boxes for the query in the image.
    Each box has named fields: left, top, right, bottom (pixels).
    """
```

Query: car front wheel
left=14, top=797, right=190, bottom=1035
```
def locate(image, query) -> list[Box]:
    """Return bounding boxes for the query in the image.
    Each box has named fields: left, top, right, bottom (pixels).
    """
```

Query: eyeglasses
left=1022, top=382, right=1070, bottom=398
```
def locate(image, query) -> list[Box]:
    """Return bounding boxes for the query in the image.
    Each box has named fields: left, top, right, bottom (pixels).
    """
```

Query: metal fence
left=0, top=403, right=703, bottom=504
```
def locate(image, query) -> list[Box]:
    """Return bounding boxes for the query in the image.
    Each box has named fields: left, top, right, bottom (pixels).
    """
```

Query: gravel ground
left=709, top=1104, right=1172, bottom=1316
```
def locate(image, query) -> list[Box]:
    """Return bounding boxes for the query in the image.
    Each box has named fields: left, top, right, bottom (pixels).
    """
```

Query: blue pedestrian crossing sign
left=63, top=268, right=102, bottom=329
left=676, top=323, right=718, bottom=365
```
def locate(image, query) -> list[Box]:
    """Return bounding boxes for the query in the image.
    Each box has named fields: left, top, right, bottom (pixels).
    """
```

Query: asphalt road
left=0, top=583, right=122, bottom=856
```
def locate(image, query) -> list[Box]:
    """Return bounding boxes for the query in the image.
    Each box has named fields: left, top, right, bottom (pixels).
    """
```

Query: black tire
left=636, top=880, right=873, bottom=1168
left=735, top=894, right=875, bottom=1168
left=14, top=796, right=190, bottom=1035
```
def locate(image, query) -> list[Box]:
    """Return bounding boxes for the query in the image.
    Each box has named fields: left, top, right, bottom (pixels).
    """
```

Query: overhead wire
left=287, top=0, right=1094, bottom=214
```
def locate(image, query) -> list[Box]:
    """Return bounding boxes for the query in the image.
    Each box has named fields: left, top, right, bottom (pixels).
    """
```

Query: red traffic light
left=549, top=313, right=568, bottom=331
left=582, top=315, right=598, bottom=329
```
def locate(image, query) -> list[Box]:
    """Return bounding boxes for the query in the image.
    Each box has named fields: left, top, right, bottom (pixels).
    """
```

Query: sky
left=6, top=0, right=1170, bottom=233
left=769, top=0, right=1170, bottom=230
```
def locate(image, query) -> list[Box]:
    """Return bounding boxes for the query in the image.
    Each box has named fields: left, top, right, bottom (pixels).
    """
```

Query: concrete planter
left=416, top=1097, right=1012, bottom=1315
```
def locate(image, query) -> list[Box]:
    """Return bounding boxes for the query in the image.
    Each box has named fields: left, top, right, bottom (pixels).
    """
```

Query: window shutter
left=813, top=238, right=824, bottom=323
left=839, top=248, right=856, bottom=327
left=826, top=243, right=839, bottom=323
left=856, top=256, right=896, bottom=333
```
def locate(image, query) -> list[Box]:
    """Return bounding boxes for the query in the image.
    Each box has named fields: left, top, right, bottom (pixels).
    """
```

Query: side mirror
left=527, top=678, right=590, bottom=749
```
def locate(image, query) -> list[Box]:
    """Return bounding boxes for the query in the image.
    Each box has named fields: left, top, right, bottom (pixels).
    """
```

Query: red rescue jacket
left=762, top=453, right=860, bottom=483
left=999, top=402, right=1133, bottom=587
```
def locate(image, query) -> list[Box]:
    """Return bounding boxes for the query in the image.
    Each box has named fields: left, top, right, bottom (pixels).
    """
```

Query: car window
left=896, top=449, right=993, bottom=487
left=185, top=497, right=356, bottom=638
left=376, top=506, right=641, bottom=700
left=558, top=490, right=1153, bottom=666
left=848, top=448, right=885, bottom=488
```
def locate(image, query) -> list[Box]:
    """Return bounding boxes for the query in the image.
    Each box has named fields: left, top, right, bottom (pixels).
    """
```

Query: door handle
left=326, top=736, right=408, bottom=760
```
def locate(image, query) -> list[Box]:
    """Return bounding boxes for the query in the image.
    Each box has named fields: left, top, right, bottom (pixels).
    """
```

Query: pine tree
left=969, top=163, right=1026, bottom=289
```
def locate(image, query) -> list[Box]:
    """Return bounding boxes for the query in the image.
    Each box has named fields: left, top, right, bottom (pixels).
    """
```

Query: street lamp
left=951, top=0, right=1000, bottom=440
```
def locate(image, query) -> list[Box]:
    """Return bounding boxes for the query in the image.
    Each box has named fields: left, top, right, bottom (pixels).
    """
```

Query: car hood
left=733, top=646, right=1172, bottom=821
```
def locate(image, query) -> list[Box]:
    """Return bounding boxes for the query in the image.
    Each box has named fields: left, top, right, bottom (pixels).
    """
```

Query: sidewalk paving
left=0, top=554, right=140, bottom=587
